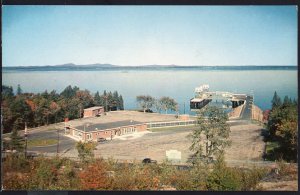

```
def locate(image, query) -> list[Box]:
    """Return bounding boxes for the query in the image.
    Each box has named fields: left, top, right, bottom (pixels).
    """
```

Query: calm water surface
left=2, top=70, right=297, bottom=114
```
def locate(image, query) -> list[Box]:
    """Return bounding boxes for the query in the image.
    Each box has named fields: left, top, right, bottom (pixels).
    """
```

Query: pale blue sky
left=2, top=6, right=298, bottom=66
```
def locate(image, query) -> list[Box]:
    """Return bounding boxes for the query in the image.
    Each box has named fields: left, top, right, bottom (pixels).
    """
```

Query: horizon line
left=3, top=63, right=298, bottom=67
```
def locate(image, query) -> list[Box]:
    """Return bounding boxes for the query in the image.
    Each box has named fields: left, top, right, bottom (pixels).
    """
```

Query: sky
left=2, top=6, right=298, bottom=66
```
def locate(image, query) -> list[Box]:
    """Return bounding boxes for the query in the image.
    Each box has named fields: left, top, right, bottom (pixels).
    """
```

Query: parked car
left=97, top=137, right=107, bottom=143
left=26, top=152, right=39, bottom=159
left=142, top=158, right=157, bottom=164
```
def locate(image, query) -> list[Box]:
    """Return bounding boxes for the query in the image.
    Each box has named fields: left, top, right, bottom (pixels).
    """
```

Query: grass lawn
left=28, top=139, right=58, bottom=147
left=149, top=125, right=198, bottom=132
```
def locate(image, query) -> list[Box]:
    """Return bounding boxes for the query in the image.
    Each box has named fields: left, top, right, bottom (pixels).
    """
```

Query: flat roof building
left=65, top=120, right=147, bottom=142
left=83, top=106, right=104, bottom=118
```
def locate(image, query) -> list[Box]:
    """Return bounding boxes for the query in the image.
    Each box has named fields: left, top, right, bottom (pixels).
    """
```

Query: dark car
left=26, top=152, right=39, bottom=159
left=97, top=137, right=107, bottom=143
left=142, top=158, right=157, bottom=164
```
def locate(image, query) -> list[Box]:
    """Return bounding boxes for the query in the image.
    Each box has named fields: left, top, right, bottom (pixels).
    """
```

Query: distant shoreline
left=2, top=64, right=297, bottom=72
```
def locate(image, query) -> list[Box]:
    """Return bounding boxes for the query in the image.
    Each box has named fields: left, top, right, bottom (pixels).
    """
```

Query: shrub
left=240, top=167, right=268, bottom=190
left=79, top=159, right=112, bottom=190
left=206, top=155, right=242, bottom=191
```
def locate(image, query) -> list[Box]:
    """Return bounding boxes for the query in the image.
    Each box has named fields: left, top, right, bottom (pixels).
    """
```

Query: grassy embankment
left=28, top=139, right=58, bottom=147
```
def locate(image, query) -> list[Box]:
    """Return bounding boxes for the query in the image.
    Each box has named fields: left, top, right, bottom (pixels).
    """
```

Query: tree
left=94, top=91, right=101, bottom=106
left=60, top=85, right=79, bottom=99
left=49, top=90, right=59, bottom=101
left=2, top=85, right=14, bottom=99
left=267, top=94, right=298, bottom=161
left=41, top=90, right=49, bottom=99
left=136, top=95, right=155, bottom=113
left=154, top=99, right=162, bottom=113
left=118, top=95, right=124, bottom=110
left=10, top=118, right=25, bottom=152
left=159, top=97, right=178, bottom=114
left=283, top=95, right=292, bottom=108
left=76, top=141, right=96, bottom=163
left=206, top=154, right=242, bottom=191
left=113, top=91, right=119, bottom=105
left=271, top=91, right=282, bottom=108
left=10, top=97, right=34, bottom=128
left=17, top=84, right=23, bottom=95
left=107, top=92, right=114, bottom=111
left=189, top=106, right=231, bottom=164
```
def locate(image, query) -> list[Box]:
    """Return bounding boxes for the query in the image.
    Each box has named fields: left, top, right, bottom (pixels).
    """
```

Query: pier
left=190, top=85, right=252, bottom=119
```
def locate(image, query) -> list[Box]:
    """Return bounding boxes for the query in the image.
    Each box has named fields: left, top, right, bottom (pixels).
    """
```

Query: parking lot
left=60, top=120, right=266, bottom=166
left=22, top=110, right=266, bottom=166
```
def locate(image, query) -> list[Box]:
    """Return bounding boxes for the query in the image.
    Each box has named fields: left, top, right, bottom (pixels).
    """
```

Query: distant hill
left=2, top=63, right=297, bottom=71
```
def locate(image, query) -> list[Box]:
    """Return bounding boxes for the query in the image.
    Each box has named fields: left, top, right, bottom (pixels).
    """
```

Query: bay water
left=2, top=69, right=297, bottom=114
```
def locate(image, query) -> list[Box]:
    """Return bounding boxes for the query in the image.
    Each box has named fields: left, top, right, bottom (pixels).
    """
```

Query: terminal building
left=190, top=84, right=246, bottom=111
left=65, top=120, right=147, bottom=142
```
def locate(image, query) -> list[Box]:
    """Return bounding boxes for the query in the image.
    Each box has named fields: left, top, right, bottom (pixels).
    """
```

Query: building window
left=87, top=134, right=91, bottom=140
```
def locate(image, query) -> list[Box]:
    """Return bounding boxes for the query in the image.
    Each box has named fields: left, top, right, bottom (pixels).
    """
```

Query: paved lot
left=23, top=110, right=266, bottom=166
left=59, top=120, right=266, bottom=166
left=25, top=111, right=188, bottom=154
left=27, top=129, right=75, bottom=153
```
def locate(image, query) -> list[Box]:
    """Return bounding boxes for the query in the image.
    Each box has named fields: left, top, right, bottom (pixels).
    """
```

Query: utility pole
left=56, top=114, right=59, bottom=157
left=56, top=128, right=60, bottom=157
left=183, top=102, right=186, bottom=114
left=24, top=122, right=28, bottom=158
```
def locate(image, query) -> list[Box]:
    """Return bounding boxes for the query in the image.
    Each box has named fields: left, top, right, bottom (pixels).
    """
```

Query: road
left=239, top=95, right=253, bottom=120
left=27, top=128, right=76, bottom=154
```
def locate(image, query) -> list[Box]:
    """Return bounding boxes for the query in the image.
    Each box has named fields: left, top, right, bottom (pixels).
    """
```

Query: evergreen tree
left=293, top=98, right=298, bottom=106
left=60, top=85, right=79, bottom=99
left=119, top=95, right=124, bottom=110
left=2, top=85, right=14, bottom=99
left=16, top=84, right=22, bottom=95
left=94, top=91, right=101, bottom=106
left=271, top=91, right=282, bottom=108
left=49, top=90, right=59, bottom=101
left=113, top=91, right=119, bottom=110
left=107, top=92, right=114, bottom=111
left=10, top=118, right=25, bottom=152
left=283, top=95, right=292, bottom=107
left=41, top=90, right=49, bottom=99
